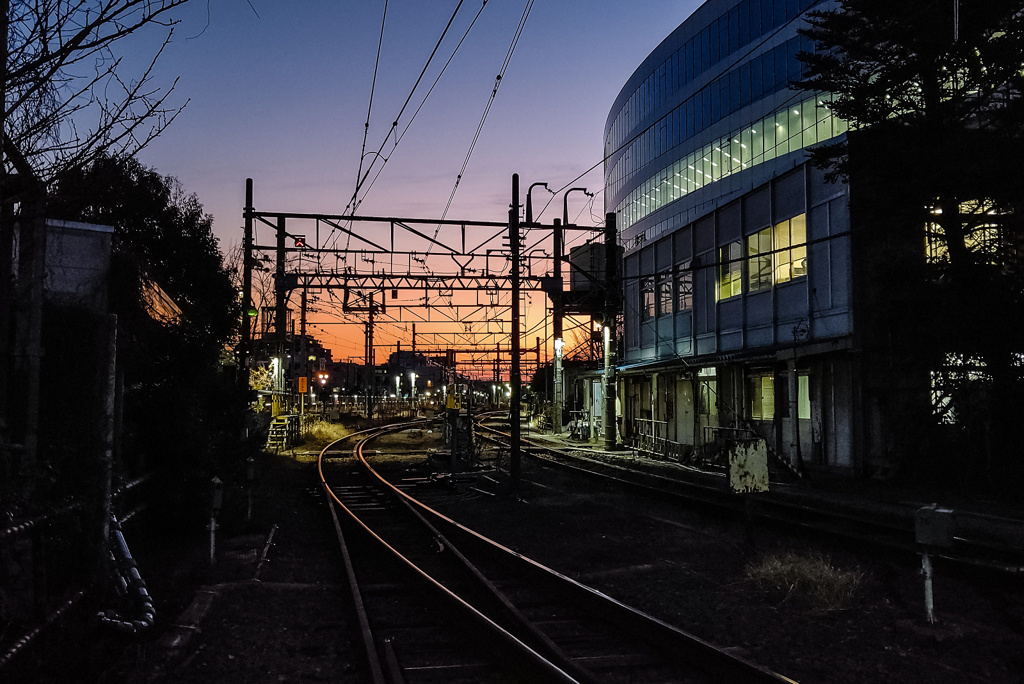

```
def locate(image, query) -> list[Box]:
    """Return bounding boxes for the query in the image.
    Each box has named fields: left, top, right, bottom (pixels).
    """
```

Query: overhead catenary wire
left=343, top=0, right=473, bottom=217
left=414, top=0, right=535, bottom=344
left=435, top=0, right=535, bottom=224
left=350, top=0, right=494, bottom=224
left=352, top=0, right=389, bottom=213
left=301, top=5, right=827, bottom=370
left=326, top=1, right=487, bottom=255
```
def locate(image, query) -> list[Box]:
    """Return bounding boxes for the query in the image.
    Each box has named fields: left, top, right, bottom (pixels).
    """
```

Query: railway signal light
left=294, top=235, right=306, bottom=248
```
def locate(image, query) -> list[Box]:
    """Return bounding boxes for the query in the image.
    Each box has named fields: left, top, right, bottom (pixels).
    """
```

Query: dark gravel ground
left=9, top=423, right=1024, bottom=683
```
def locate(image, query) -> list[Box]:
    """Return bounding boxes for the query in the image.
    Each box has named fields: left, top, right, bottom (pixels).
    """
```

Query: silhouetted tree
left=796, top=0, right=1024, bottom=488
left=1, top=0, right=195, bottom=510
left=2, top=0, right=190, bottom=185
left=49, top=154, right=242, bottom=522
left=797, top=0, right=1024, bottom=272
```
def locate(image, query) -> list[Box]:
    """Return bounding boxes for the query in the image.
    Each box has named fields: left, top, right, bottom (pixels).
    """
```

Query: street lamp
left=563, top=187, right=593, bottom=226
left=409, top=371, right=417, bottom=399
left=552, top=187, right=591, bottom=431
left=525, top=181, right=549, bottom=225
left=553, top=337, right=565, bottom=434
left=395, top=375, right=400, bottom=398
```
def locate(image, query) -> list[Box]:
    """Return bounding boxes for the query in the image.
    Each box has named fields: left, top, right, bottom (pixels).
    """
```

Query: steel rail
left=473, top=414, right=1024, bottom=574
left=371, top=425, right=796, bottom=684
left=318, top=423, right=580, bottom=683
left=320, top=420, right=796, bottom=683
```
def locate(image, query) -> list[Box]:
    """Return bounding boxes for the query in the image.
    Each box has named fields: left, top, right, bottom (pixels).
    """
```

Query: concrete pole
left=100, top=315, right=118, bottom=564
left=365, top=308, right=374, bottom=420
left=241, top=179, right=253, bottom=394
left=19, top=181, right=45, bottom=485
left=788, top=360, right=800, bottom=465
left=0, top=0, right=10, bottom=445
left=552, top=218, right=563, bottom=434
left=509, top=174, right=522, bottom=493
left=300, top=288, right=307, bottom=415
left=554, top=338, right=564, bottom=434
left=604, top=212, right=619, bottom=451
left=274, top=216, right=287, bottom=415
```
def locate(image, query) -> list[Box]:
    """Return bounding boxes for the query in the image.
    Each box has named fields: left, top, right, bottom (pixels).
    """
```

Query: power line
left=352, top=0, right=389, bottom=212
left=344, top=0, right=472, bottom=217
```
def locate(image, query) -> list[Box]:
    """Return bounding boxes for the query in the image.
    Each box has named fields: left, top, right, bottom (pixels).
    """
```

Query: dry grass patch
left=304, top=420, right=351, bottom=448
left=746, top=552, right=863, bottom=612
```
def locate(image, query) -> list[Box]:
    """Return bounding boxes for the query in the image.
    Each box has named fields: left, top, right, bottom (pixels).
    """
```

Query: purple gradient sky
left=132, top=1, right=700, bottom=250
left=123, top=1, right=703, bottom=361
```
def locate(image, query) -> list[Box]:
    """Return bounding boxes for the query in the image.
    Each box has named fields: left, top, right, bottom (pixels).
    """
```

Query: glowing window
left=718, top=241, right=743, bottom=300
left=774, top=214, right=807, bottom=284
left=699, top=376, right=718, bottom=417
left=750, top=375, right=775, bottom=421
left=798, top=373, right=810, bottom=420
left=745, top=214, right=807, bottom=291
left=925, top=199, right=1005, bottom=265
left=747, top=226, right=773, bottom=292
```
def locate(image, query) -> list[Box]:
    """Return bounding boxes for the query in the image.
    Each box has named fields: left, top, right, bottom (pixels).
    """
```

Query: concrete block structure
left=605, top=0, right=869, bottom=475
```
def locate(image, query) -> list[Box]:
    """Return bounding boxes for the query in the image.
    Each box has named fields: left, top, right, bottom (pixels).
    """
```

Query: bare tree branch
left=3, top=0, right=192, bottom=187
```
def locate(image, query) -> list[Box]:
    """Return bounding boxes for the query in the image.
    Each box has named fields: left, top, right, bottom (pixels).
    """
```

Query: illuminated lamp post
left=553, top=337, right=565, bottom=434
left=552, top=187, right=592, bottom=433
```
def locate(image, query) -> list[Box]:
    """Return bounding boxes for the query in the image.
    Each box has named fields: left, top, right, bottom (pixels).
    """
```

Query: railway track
left=473, top=413, right=1024, bottom=575
left=318, top=421, right=796, bottom=684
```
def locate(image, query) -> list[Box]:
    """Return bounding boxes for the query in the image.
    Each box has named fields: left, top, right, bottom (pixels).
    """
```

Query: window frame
left=717, top=241, right=743, bottom=300
left=747, top=226, right=773, bottom=293
left=675, top=260, right=693, bottom=312
left=750, top=374, right=775, bottom=421
left=640, top=276, right=655, bottom=321
left=774, top=214, right=807, bottom=284
left=656, top=272, right=673, bottom=317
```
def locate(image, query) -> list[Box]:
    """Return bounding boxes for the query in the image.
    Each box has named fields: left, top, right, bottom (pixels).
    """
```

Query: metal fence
left=631, top=418, right=690, bottom=462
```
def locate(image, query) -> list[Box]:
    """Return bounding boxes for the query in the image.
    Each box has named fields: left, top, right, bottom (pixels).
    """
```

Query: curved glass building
left=604, top=0, right=863, bottom=473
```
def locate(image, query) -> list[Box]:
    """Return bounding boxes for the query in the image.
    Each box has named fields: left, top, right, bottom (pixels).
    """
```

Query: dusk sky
left=126, top=0, right=703, bottom=360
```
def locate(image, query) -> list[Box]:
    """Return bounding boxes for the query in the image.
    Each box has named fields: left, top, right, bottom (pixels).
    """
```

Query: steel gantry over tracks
left=238, top=177, right=608, bottom=378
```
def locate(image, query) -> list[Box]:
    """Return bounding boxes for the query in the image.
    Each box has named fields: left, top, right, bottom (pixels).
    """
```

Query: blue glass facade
left=604, top=0, right=859, bottom=473
left=605, top=0, right=823, bottom=159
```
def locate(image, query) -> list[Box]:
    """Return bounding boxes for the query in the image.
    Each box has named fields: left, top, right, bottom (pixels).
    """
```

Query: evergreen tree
left=49, top=155, right=243, bottom=521
left=796, top=1, right=1024, bottom=488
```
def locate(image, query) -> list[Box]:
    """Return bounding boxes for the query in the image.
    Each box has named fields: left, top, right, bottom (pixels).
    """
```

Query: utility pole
left=241, top=179, right=254, bottom=395
left=365, top=302, right=374, bottom=420
left=509, top=174, right=522, bottom=494
left=604, top=212, right=619, bottom=451
left=0, top=0, right=12, bottom=445
left=300, top=287, right=308, bottom=415
left=558, top=188, right=588, bottom=433
left=494, top=344, right=500, bottom=386
left=552, top=217, right=563, bottom=434
left=274, top=216, right=287, bottom=416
